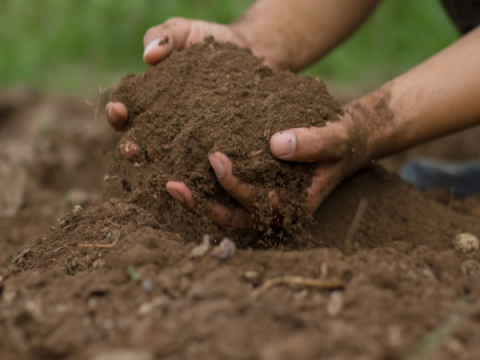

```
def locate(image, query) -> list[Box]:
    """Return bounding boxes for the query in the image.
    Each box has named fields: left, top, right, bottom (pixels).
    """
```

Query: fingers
left=306, top=164, right=343, bottom=214
left=166, top=181, right=197, bottom=213
left=143, top=18, right=192, bottom=65
left=270, top=122, right=349, bottom=163
left=166, top=180, right=253, bottom=230
left=106, top=102, right=128, bottom=131
left=208, top=152, right=258, bottom=212
left=166, top=153, right=261, bottom=228
left=209, top=203, right=254, bottom=230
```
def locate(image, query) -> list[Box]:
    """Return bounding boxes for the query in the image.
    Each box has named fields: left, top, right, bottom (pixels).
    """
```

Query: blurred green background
left=0, top=0, right=459, bottom=97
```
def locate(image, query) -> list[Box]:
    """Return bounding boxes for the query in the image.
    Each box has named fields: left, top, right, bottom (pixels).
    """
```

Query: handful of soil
left=109, top=37, right=342, bottom=236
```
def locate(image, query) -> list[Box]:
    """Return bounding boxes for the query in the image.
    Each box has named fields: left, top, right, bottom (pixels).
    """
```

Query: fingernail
left=272, top=132, right=296, bottom=158
left=143, top=38, right=161, bottom=59
left=167, top=187, right=185, bottom=204
left=106, top=104, right=120, bottom=122
left=208, top=153, right=225, bottom=178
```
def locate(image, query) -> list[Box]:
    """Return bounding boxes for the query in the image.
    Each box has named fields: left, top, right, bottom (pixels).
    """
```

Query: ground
left=1, top=88, right=480, bottom=360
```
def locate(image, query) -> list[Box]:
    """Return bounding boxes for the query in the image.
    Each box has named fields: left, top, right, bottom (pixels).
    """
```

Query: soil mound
left=108, top=37, right=342, bottom=236
left=5, top=92, right=480, bottom=359
left=7, top=189, right=480, bottom=360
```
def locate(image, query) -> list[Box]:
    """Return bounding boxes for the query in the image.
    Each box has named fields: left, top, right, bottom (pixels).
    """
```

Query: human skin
left=106, top=0, right=480, bottom=230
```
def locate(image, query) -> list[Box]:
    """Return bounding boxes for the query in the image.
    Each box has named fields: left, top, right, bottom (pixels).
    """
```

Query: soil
left=108, top=38, right=342, bottom=238
left=2, top=56, right=480, bottom=359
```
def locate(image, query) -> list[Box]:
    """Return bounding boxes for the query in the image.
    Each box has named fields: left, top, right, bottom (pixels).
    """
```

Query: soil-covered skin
left=108, top=38, right=342, bottom=237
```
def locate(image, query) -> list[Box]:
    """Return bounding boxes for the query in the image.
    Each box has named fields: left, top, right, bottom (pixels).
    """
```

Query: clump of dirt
left=108, top=37, right=342, bottom=238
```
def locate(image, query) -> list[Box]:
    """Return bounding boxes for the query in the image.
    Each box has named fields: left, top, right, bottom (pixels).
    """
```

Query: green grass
left=0, top=0, right=460, bottom=95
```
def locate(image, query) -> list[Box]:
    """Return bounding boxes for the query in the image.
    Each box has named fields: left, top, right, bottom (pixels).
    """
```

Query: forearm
left=347, top=26, right=480, bottom=163
left=230, top=0, right=382, bottom=71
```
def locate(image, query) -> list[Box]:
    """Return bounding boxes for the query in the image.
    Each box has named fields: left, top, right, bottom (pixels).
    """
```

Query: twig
left=344, top=198, right=368, bottom=254
left=106, top=219, right=120, bottom=227
left=78, top=244, right=115, bottom=248
left=251, top=276, right=344, bottom=300
left=85, top=85, right=115, bottom=120
left=13, top=248, right=31, bottom=263
left=44, top=245, right=67, bottom=255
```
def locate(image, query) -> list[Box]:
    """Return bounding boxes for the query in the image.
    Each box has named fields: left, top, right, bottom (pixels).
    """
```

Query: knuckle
left=166, top=17, right=188, bottom=25
left=222, top=177, right=241, bottom=193
left=144, top=26, right=161, bottom=39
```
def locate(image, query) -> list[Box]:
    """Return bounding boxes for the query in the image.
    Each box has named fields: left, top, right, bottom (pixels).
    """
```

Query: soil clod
left=108, top=38, right=342, bottom=240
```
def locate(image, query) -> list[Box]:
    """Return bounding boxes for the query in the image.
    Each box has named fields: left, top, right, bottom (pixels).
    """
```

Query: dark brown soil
left=5, top=167, right=480, bottom=360
left=2, top=74, right=480, bottom=358
left=108, top=38, right=342, bottom=237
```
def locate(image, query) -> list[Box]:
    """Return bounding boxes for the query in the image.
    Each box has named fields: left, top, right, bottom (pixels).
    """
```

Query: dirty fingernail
left=167, top=187, right=185, bottom=205
left=272, top=132, right=296, bottom=158
left=209, top=153, right=225, bottom=178
left=143, top=38, right=161, bottom=59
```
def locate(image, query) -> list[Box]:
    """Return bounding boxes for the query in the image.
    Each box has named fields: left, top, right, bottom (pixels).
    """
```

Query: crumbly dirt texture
left=108, top=38, right=342, bottom=236
left=3, top=84, right=480, bottom=358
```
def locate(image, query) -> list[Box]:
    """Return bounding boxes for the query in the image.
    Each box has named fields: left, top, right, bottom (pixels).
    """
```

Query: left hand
left=166, top=111, right=367, bottom=230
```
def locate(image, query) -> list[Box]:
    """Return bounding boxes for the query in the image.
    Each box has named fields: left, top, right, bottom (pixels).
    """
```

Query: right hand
left=106, top=17, right=250, bottom=131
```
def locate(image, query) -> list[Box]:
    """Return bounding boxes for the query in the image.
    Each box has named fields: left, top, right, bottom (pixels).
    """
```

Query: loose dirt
left=2, top=41, right=480, bottom=360
left=108, top=38, right=342, bottom=239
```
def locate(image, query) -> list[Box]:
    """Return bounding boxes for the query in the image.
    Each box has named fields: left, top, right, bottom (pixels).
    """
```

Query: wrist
left=228, top=23, right=286, bottom=69
left=344, top=82, right=399, bottom=165
left=341, top=104, right=374, bottom=175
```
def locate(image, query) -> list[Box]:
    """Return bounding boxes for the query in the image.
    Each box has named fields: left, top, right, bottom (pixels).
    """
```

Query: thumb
left=270, top=122, right=348, bottom=163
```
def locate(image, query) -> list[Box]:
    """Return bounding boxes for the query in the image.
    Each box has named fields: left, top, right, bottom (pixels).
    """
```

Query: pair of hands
left=105, top=18, right=363, bottom=230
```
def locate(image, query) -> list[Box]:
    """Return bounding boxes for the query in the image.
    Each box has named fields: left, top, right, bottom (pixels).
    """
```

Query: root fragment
left=85, top=85, right=114, bottom=120
left=251, top=276, right=344, bottom=300
left=13, top=248, right=31, bottom=263
left=79, top=244, right=115, bottom=248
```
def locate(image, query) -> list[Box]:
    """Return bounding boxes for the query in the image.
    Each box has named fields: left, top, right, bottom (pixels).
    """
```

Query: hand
left=106, top=17, right=251, bottom=131
left=166, top=111, right=367, bottom=230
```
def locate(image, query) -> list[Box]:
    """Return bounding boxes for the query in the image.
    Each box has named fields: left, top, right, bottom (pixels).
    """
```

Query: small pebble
left=326, top=291, right=344, bottom=316
left=72, top=205, right=83, bottom=216
left=142, top=278, right=155, bottom=294
left=189, top=235, right=210, bottom=259
left=210, top=238, right=236, bottom=259
left=119, top=141, right=141, bottom=162
left=244, top=271, right=259, bottom=281
left=454, top=233, right=479, bottom=253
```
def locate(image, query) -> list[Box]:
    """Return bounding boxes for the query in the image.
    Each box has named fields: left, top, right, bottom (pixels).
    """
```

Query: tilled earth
left=2, top=90, right=480, bottom=360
